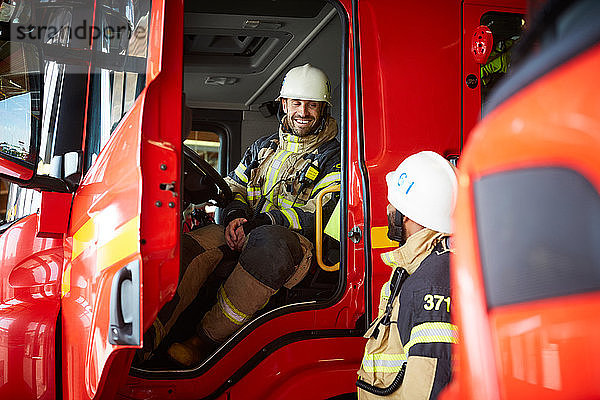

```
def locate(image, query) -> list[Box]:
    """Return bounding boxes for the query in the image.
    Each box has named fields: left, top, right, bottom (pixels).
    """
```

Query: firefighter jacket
left=357, top=228, right=457, bottom=400
left=222, top=116, right=340, bottom=244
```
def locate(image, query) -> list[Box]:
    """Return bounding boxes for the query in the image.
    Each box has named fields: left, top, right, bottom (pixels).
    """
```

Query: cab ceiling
left=183, top=0, right=341, bottom=112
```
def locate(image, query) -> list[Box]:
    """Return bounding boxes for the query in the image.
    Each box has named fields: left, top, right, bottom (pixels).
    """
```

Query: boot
left=167, top=331, right=216, bottom=367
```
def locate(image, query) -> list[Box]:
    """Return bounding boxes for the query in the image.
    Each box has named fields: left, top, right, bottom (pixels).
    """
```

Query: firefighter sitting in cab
left=357, top=151, right=458, bottom=399
left=141, top=64, right=340, bottom=367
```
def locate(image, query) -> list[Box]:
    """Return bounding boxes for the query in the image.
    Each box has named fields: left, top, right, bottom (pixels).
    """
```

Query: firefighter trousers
left=141, top=223, right=312, bottom=358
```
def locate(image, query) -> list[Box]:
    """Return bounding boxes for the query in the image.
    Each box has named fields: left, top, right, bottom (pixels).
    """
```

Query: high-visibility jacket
left=223, top=116, right=340, bottom=244
left=358, top=228, right=457, bottom=400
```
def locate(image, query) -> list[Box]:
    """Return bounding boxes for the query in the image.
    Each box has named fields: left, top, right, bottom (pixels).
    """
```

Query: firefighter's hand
left=225, top=218, right=247, bottom=251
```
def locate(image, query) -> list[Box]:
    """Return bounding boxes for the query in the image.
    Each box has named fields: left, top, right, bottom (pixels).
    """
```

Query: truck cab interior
left=136, top=0, right=346, bottom=371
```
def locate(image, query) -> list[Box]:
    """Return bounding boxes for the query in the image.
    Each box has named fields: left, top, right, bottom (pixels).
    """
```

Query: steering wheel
left=183, top=145, right=232, bottom=208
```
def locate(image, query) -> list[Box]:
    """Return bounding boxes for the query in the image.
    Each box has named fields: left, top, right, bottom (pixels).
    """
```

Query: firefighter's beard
left=285, top=114, right=321, bottom=137
left=387, top=209, right=406, bottom=246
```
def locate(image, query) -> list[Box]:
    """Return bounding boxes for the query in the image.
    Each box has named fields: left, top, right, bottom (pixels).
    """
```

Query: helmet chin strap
left=387, top=209, right=406, bottom=246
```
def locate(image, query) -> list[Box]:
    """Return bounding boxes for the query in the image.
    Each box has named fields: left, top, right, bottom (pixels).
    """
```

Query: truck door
left=60, top=1, right=183, bottom=399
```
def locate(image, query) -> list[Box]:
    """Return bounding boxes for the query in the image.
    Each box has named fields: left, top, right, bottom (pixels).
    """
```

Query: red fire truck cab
left=0, top=0, right=524, bottom=399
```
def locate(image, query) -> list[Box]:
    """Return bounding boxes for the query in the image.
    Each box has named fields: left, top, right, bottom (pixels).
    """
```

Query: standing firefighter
left=357, top=151, right=458, bottom=399
left=141, top=64, right=340, bottom=367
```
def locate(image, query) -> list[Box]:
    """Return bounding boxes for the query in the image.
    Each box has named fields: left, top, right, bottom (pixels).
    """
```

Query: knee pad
left=239, top=225, right=304, bottom=290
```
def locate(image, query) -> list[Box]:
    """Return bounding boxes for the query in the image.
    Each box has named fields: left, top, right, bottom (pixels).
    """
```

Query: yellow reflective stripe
left=61, top=264, right=71, bottom=297
left=404, top=322, right=458, bottom=353
left=217, top=285, right=250, bottom=325
left=247, top=188, right=261, bottom=201
left=280, top=208, right=301, bottom=229
left=278, top=196, right=296, bottom=208
left=283, top=140, right=300, bottom=152
left=265, top=150, right=292, bottom=202
left=72, top=217, right=96, bottom=260
left=361, top=353, right=407, bottom=373
left=233, top=193, right=248, bottom=204
left=311, top=172, right=340, bottom=196
left=282, top=134, right=302, bottom=152
left=97, top=217, right=139, bottom=271
left=234, top=163, right=248, bottom=184
left=381, top=281, right=391, bottom=302
left=380, top=250, right=399, bottom=268
left=72, top=215, right=139, bottom=271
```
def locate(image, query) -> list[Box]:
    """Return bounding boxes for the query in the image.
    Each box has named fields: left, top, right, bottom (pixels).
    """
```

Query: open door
left=60, top=0, right=183, bottom=399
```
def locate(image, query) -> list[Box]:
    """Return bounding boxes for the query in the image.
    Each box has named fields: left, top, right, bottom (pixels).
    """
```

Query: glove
left=242, top=213, right=272, bottom=235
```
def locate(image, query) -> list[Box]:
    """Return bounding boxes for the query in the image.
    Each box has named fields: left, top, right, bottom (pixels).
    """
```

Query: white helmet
left=276, top=63, right=332, bottom=105
left=386, top=151, right=458, bottom=234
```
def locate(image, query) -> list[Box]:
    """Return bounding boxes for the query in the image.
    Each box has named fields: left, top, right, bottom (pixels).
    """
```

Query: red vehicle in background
left=443, top=0, right=600, bottom=399
left=0, top=0, right=524, bottom=399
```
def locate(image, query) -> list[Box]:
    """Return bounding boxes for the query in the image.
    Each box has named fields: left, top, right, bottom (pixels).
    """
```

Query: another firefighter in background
left=141, top=64, right=340, bottom=367
left=357, top=151, right=458, bottom=399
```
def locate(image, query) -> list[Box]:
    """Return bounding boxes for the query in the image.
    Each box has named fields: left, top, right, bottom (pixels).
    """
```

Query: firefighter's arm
left=397, top=286, right=457, bottom=400
left=222, top=145, right=258, bottom=225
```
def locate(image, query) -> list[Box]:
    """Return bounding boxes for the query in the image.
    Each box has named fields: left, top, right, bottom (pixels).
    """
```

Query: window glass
left=475, top=167, right=600, bottom=308
left=0, top=40, right=41, bottom=168
left=3, top=3, right=93, bottom=223
left=85, top=0, right=151, bottom=170
left=480, top=12, right=525, bottom=114
left=0, top=179, right=7, bottom=221
left=185, top=130, right=221, bottom=173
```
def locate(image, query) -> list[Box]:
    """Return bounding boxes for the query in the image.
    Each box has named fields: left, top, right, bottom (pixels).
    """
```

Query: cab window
left=84, top=0, right=151, bottom=171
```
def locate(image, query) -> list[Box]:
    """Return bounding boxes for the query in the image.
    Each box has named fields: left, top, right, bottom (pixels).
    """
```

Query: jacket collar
left=380, top=228, right=447, bottom=274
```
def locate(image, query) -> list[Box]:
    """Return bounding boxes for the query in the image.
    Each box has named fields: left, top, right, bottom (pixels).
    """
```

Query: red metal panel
left=445, top=36, right=600, bottom=400
left=118, top=336, right=365, bottom=400
left=357, top=0, right=462, bottom=318
left=37, top=192, right=72, bottom=238
left=0, top=214, right=62, bottom=399
left=0, top=158, right=34, bottom=181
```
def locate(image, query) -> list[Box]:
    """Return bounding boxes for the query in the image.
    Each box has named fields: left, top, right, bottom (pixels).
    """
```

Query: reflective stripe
left=265, top=150, right=293, bottom=203
left=283, top=139, right=300, bottom=153
left=381, top=251, right=400, bottom=268
left=280, top=208, right=301, bottom=230
left=233, top=163, right=248, bottom=184
left=278, top=196, right=299, bottom=208
left=311, top=172, right=340, bottom=195
left=217, top=285, right=250, bottom=325
left=233, top=193, right=247, bottom=204
left=262, top=200, right=274, bottom=212
left=281, top=133, right=302, bottom=152
left=381, top=281, right=391, bottom=302
left=404, top=322, right=458, bottom=353
left=247, top=187, right=261, bottom=201
left=361, top=353, right=407, bottom=373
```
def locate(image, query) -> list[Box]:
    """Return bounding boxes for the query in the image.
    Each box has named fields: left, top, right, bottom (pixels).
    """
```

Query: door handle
left=109, top=260, right=141, bottom=345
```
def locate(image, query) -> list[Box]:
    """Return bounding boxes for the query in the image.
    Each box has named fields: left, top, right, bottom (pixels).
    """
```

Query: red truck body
left=0, top=0, right=525, bottom=398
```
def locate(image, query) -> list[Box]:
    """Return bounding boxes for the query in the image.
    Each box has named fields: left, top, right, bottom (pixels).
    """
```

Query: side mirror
left=0, top=23, right=42, bottom=182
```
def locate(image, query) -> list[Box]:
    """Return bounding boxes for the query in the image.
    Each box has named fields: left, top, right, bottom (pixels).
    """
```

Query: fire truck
left=442, top=0, right=600, bottom=399
left=0, top=0, right=525, bottom=399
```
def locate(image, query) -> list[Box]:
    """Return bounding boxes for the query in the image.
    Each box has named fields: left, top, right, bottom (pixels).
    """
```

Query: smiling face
left=282, top=98, right=325, bottom=136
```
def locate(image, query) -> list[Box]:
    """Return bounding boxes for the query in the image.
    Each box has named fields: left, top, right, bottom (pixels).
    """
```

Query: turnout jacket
left=358, top=229, right=457, bottom=400
left=222, top=116, right=340, bottom=244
